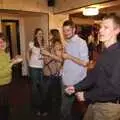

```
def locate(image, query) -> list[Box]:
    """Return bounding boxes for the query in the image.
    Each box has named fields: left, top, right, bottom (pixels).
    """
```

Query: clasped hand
left=64, top=86, right=75, bottom=95
left=64, top=86, right=85, bottom=101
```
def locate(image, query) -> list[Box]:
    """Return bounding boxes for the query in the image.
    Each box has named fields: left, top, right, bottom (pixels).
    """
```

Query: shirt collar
left=104, top=42, right=120, bottom=52
left=66, top=34, right=78, bottom=43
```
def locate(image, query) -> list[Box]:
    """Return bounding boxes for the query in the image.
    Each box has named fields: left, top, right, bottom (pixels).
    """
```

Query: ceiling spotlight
left=83, top=7, right=99, bottom=16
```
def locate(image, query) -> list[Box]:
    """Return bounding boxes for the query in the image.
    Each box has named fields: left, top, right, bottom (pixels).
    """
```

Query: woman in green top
left=0, top=33, right=22, bottom=120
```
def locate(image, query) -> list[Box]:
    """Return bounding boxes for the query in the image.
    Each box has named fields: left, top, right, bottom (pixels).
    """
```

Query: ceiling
left=69, top=0, right=120, bottom=21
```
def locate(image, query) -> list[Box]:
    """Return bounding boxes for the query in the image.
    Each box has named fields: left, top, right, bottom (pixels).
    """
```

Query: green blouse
left=0, top=50, right=12, bottom=85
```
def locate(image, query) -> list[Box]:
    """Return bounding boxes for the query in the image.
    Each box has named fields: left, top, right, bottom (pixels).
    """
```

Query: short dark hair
left=103, top=13, right=120, bottom=28
left=63, top=20, right=75, bottom=28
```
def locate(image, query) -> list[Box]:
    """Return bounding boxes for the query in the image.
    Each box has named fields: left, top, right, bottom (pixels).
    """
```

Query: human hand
left=65, top=86, right=75, bottom=95
left=75, top=92, right=85, bottom=101
left=41, top=49, right=50, bottom=56
left=11, top=55, right=23, bottom=65
left=55, top=50, right=62, bottom=57
left=87, top=60, right=96, bottom=70
left=62, top=53, right=71, bottom=60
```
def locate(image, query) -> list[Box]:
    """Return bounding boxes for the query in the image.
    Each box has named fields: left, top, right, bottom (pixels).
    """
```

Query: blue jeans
left=29, top=67, right=44, bottom=111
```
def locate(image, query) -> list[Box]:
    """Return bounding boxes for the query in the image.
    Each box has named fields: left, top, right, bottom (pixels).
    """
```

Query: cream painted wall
left=0, top=11, right=67, bottom=75
left=49, top=8, right=68, bottom=44
left=54, top=0, right=110, bottom=13
left=0, top=14, right=27, bottom=75
left=24, top=15, right=48, bottom=47
left=0, top=0, right=49, bottom=13
left=0, top=13, right=48, bottom=76
left=71, top=17, right=95, bottom=25
left=22, top=15, right=49, bottom=75
left=0, top=0, right=115, bottom=76
left=49, top=13, right=68, bottom=30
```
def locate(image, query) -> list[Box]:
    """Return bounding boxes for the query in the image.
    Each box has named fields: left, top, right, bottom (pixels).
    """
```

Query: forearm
left=10, top=55, right=23, bottom=67
left=9, top=59, right=16, bottom=67
left=27, top=49, right=32, bottom=62
left=75, top=71, right=95, bottom=91
left=48, top=53, right=63, bottom=62
left=69, top=55, right=88, bottom=67
left=10, top=62, right=13, bottom=68
left=41, top=49, right=63, bottom=62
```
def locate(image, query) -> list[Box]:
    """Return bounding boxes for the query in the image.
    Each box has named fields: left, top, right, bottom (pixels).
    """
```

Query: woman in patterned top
left=41, top=29, right=63, bottom=119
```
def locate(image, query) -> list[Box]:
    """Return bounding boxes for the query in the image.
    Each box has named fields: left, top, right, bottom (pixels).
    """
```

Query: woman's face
left=54, top=42, right=62, bottom=57
left=54, top=42, right=62, bottom=51
left=0, top=39, right=6, bottom=50
left=36, top=30, right=43, bottom=40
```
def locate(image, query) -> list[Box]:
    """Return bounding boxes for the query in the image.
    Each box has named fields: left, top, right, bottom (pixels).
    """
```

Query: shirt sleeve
left=79, top=40, right=89, bottom=62
left=75, top=69, right=96, bottom=91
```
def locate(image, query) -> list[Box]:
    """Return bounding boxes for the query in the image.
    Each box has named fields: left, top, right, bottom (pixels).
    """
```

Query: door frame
left=1, top=19, right=21, bottom=57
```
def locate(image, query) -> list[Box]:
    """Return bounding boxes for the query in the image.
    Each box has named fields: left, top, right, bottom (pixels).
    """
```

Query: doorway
left=1, top=20, right=20, bottom=58
left=1, top=20, right=22, bottom=78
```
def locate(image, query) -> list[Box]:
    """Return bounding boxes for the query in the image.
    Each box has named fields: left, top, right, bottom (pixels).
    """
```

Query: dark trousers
left=61, top=81, right=87, bottom=120
left=0, top=84, right=10, bottom=120
left=61, top=85, right=74, bottom=120
left=29, top=67, right=44, bottom=112
left=42, top=75, right=62, bottom=118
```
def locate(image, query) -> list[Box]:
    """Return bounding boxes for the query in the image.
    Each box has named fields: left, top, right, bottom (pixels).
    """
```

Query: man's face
left=63, top=26, right=75, bottom=39
left=99, top=18, right=119, bottom=43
